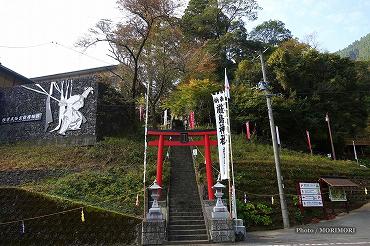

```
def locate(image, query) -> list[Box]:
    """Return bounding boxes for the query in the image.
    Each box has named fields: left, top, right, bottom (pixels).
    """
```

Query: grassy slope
left=0, top=136, right=164, bottom=217
left=235, top=135, right=370, bottom=228
left=0, top=188, right=141, bottom=245
left=1, top=134, right=369, bottom=233
left=195, top=134, right=370, bottom=229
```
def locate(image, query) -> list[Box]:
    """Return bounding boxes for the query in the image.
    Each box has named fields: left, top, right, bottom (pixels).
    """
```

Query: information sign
left=299, top=182, right=323, bottom=207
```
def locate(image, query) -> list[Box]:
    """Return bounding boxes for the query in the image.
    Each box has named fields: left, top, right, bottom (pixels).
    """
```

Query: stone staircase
left=167, top=146, right=209, bottom=244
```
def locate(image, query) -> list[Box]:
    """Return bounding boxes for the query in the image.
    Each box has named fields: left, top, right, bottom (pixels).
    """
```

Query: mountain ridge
left=336, top=33, right=370, bottom=61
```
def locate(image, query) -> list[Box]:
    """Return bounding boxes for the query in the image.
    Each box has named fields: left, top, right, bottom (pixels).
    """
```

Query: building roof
left=319, top=177, right=359, bottom=187
left=31, top=65, right=119, bottom=82
left=0, top=63, right=33, bottom=84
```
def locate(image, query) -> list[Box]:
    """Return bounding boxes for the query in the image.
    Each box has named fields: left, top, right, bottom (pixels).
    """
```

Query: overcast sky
left=1, top=0, right=369, bottom=78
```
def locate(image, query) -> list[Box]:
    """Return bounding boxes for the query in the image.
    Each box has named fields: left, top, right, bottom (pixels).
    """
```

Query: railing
left=191, top=146, right=211, bottom=241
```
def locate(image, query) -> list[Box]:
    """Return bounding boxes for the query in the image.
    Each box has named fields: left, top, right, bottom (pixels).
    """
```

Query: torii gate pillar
left=148, top=130, right=217, bottom=200
left=156, top=134, right=165, bottom=187
left=204, top=134, right=214, bottom=200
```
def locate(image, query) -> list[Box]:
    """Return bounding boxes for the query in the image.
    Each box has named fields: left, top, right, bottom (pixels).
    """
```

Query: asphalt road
left=240, top=202, right=370, bottom=246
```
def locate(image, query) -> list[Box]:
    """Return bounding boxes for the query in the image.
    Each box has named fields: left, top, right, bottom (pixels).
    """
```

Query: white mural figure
left=22, top=81, right=93, bottom=135
left=56, top=87, right=94, bottom=135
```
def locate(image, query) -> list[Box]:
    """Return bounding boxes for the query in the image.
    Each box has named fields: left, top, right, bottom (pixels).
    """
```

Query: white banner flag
left=163, top=109, right=168, bottom=126
left=224, top=68, right=230, bottom=99
left=276, top=125, right=281, bottom=145
left=212, top=92, right=230, bottom=180
left=353, top=140, right=358, bottom=162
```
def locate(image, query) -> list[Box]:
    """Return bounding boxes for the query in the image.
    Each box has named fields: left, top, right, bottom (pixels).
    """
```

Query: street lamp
left=258, top=51, right=290, bottom=229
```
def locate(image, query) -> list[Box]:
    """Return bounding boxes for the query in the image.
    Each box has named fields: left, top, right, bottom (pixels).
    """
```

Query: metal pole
left=326, top=113, right=336, bottom=160
left=259, top=51, right=290, bottom=229
left=143, top=81, right=150, bottom=219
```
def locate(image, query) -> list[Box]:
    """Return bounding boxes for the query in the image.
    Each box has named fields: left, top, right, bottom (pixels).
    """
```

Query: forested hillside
left=337, top=33, right=370, bottom=61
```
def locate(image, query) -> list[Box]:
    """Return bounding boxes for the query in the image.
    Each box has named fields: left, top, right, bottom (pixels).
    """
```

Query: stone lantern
left=147, top=180, right=163, bottom=221
left=212, top=181, right=229, bottom=219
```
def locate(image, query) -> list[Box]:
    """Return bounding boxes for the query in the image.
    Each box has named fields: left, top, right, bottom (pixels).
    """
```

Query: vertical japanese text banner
left=212, top=92, right=230, bottom=180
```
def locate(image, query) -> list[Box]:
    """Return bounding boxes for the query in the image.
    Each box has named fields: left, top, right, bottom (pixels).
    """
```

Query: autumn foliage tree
left=78, top=0, right=179, bottom=121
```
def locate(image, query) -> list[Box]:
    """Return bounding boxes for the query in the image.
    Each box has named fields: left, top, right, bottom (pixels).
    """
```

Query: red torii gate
left=148, top=129, right=217, bottom=200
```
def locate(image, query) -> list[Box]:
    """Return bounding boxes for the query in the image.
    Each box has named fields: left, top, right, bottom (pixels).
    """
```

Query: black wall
left=0, top=78, right=97, bottom=145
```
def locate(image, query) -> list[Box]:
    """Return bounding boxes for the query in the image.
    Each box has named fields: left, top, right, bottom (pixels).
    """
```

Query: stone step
left=169, top=199, right=201, bottom=203
left=169, top=199, right=200, bottom=203
left=168, top=229, right=207, bottom=236
left=169, top=209, right=203, bottom=213
left=168, top=219, right=205, bottom=226
left=169, top=186, right=198, bottom=190
left=168, top=145, right=208, bottom=243
left=168, top=224, right=206, bottom=231
left=169, top=203, right=202, bottom=208
left=168, top=234, right=208, bottom=241
left=169, top=206, right=202, bottom=211
left=170, top=211, right=203, bottom=216
left=170, top=215, right=205, bottom=221
left=169, top=198, right=200, bottom=201
left=166, top=239, right=209, bottom=245
left=169, top=199, right=201, bottom=204
left=169, top=188, right=198, bottom=192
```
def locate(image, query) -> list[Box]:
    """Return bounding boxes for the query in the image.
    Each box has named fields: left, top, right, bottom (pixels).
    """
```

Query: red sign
left=189, top=111, right=195, bottom=129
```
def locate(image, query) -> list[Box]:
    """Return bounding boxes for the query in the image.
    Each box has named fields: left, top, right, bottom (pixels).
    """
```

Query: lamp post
left=147, top=180, right=163, bottom=221
left=211, top=181, right=229, bottom=218
left=259, top=51, right=290, bottom=229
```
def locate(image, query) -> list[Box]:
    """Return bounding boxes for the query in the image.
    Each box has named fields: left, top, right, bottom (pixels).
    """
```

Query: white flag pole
left=353, top=140, right=359, bottom=164
left=143, top=81, right=150, bottom=218
left=225, top=68, right=237, bottom=219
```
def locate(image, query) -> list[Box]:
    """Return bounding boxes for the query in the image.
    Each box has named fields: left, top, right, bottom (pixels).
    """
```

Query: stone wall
left=0, top=78, right=97, bottom=145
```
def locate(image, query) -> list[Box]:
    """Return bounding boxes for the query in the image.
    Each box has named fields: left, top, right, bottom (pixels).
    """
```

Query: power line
left=0, top=40, right=116, bottom=66
left=0, top=42, right=52, bottom=49
left=0, top=207, right=83, bottom=226
left=51, top=41, right=115, bottom=66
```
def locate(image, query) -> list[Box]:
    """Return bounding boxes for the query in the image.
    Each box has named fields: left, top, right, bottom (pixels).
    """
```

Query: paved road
left=240, top=202, right=370, bottom=246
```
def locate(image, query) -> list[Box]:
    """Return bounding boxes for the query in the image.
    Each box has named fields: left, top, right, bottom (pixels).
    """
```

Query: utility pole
left=259, top=51, right=290, bottom=229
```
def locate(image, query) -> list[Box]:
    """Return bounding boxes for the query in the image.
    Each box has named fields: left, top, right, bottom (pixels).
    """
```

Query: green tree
left=266, top=39, right=368, bottom=153
left=235, top=59, right=262, bottom=86
left=140, top=22, right=184, bottom=126
left=229, top=84, right=307, bottom=148
left=249, top=20, right=292, bottom=46
left=181, top=0, right=260, bottom=80
left=163, top=79, right=221, bottom=125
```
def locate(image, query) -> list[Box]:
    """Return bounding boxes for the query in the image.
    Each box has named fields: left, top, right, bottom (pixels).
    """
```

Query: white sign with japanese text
left=1, top=113, right=43, bottom=124
left=212, top=92, right=230, bottom=180
left=299, top=182, right=323, bottom=207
